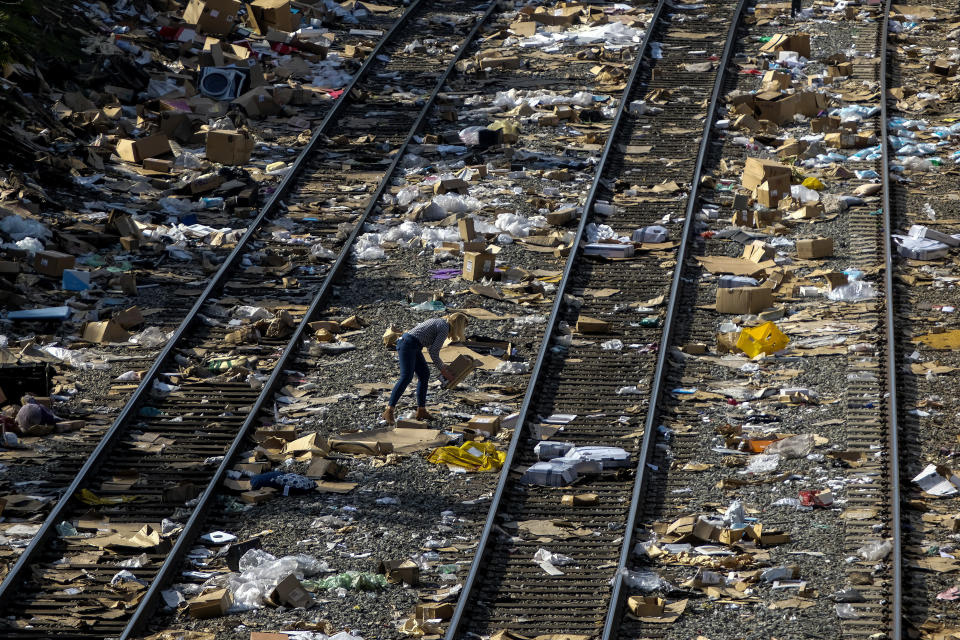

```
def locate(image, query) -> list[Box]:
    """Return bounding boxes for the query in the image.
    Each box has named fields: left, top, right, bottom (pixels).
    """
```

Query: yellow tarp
left=428, top=441, right=505, bottom=472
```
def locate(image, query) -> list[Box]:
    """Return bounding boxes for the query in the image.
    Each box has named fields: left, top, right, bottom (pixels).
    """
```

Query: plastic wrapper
left=310, top=571, right=388, bottom=591
left=129, top=326, right=170, bottom=348
left=827, top=280, right=878, bottom=302
left=745, top=453, right=780, bottom=473
left=856, top=539, right=892, bottom=561
left=765, top=434, right=814, bottom=458
left=0, top=214, right=52, bottom=241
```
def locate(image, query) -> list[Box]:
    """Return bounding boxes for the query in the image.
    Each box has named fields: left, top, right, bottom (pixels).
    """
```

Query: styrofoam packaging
left=566, top=446, right=631, bottom=469
left=908, top=224, right=960, bottom=247
left=583, top=243, right=635, bottom=258
left=632, top=225, right=668, bottom=243
left=521, top=460, right=579, bottom=486
left=534, top=441, right=575, bottom=461
left=893, top=234, right=950, bottom=260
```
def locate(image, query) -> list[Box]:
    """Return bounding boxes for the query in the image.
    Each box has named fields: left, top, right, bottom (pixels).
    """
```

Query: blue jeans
left=388, top=334, right=429, bottom=407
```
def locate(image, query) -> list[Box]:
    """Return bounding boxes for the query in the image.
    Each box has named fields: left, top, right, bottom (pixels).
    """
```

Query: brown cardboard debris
left=575, top=315, right=609, bottom=333
left=379, top=558, right=420, bottom=585
left=716, top=287, right=773, bottom=314
left=189, top=588, right=232, bottom=619
left=33, top=250, right=76, bottom=277
left=329, top=428, right=449, bottom=456
left=206, top=129, right=255, bottom=165
left=116, top=134, right=171, bottom=163
left=462, top=251, right=496, bottom=281
left=796, top=237, right=834, bottom=259
left=82, top=320, right=131, bottom=344
left=271, top=574, right=314, bottom=608
left=759, top=33, right=811, bottom=58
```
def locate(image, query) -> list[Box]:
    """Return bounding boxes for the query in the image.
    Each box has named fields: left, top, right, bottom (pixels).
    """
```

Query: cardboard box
left=792, top=202, right=823, bottom=219
left=415, top=602, right=454, bottom=621
left=458, top=217, right=476, bottom=241
left=930, top=58, right=958, bottom=76
left=142, top=157, right=173, bottom=173
left=34, top=251, right=76, bottom=277
left=796, top=237, right=833, bottom=259
left=116, top=134, right=171, bottom=163
left=462, top=251, right=495, bottom=281
left=232, top=87, right=281, bottom=118
left=206, top=129, right=254, bottom=165
left=82, top=320, right=131, bottom=344
left=434, top=178, right=469, bottom=195
left=183, top=0, right=241, bottom=35
left=761, top=70, right=791, bottom=90
left=759, top=32, right=811, bottom=58
left=576, top=315, right=610, bottom=334
left=114, top=306, right=145, bottom=329
left=756, top=174, right=791, bottom=208
left=741, top=157, right=791, bottom=191
left=271, top=574, right=314, bottom=608
left=468, top=414, right=501, bottom=436
left=379, top=558, right=420, bottom=585
left=478, top=55, right=521, bottom=69
left=249, top=0, right=299, bottom=32
left=629, top=596, right=665, bottom=618
left=546, top=209, right=574, bottom=226
left=742, top=240, right=775, bottom=263
left=0, top=260, right=19, bottom=277
left=442, top=354, right=476, bottom=389
left=716, top=287, right=774, bottom=314
left=189, top=588, right=232, bottom=619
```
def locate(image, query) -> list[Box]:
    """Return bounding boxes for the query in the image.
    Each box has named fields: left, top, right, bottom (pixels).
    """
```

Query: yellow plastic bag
left=427, top=441, right=505, bottom=472
left=736, top=322, right=789, bottom=358
left=801, top=177, right=824, bottom=190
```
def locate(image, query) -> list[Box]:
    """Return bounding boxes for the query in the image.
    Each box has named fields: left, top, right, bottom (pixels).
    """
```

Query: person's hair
left=444, top=312, right=468, bottom=343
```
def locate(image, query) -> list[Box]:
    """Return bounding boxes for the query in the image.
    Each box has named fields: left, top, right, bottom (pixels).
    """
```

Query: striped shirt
left=407, top=318, right=449, bottom=370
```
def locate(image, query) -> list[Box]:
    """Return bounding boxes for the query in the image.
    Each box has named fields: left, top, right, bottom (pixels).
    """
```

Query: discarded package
left=427, top=441, right=505, bottom=472
left=716, top=287, right=773, bottom=314
left=736, top=322, right=789, bottom=358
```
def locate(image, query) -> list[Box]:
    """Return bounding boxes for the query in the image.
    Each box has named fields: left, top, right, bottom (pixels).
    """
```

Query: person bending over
left=382, top=312, right=468, bottom=425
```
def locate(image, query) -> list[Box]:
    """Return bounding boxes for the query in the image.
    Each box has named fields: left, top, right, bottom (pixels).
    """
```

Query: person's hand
left=441, top=367, right=454, bottom=382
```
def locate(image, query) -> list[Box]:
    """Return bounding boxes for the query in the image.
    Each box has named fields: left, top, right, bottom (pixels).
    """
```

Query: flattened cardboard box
left=442, top=354, right=476, bottom=389
left=716, top=287, right=773, bottom=314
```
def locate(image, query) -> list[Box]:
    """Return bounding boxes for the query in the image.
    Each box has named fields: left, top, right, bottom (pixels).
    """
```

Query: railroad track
left=446, top=0, right=747, bottom=637
left=0, top=0, right=498, bottom=636
left=887, top=0, right=960, bottom=637
left=0, top=0, right=410, bottom=563
left=610, top=1, right=901, bottom=639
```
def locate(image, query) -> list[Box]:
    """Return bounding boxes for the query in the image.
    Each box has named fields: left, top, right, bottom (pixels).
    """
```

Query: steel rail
left=0, top=0, right=413, bottom=615
left=443, top=0, right=669, bottom=636
left=878, top=0, right=902, bottom=637
left=599, top=0, right=748, bottom=635
left=120, top=2, right=500, bottom=636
